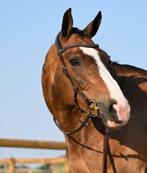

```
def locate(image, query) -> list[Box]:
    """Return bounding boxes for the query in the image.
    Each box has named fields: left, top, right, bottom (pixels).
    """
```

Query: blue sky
left=0, top=1, right=147, bottom=159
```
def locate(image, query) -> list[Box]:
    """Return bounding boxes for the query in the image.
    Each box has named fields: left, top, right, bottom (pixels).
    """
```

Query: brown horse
left=42, top=8, right=147, bottom=173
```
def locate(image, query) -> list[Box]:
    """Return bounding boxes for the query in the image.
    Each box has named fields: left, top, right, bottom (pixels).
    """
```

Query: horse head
left=42, top=8, right=130, bottom=130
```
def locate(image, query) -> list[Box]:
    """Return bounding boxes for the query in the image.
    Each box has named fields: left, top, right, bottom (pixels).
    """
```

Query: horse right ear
left=82, top=11, right=102, bottom=38
left=61, top=8, right=73, bottom=38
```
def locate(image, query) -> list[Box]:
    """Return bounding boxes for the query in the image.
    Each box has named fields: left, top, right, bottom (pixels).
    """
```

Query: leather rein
left=54, top=32, right=116, bottom=173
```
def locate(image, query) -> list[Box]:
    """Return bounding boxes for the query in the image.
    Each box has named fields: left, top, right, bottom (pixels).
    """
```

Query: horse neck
left=66, top=119, right=104, bottom=146
left=64, top=118, right=105, bottom=172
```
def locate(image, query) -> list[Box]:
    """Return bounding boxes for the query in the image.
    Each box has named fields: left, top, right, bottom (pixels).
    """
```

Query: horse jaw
left=80, top=47, right=130, bottom=128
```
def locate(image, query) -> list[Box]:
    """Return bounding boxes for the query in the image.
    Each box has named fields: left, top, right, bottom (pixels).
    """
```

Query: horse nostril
left=108, top=99, right=122, bottom=124
left=109, top=99, right=117, bottom=113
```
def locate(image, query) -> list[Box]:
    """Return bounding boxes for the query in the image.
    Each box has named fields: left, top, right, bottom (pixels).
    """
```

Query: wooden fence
left=0, top=138, right=66, bottom=150
left=0, top=157, right=69, bottom=173
left=0, top=138, right=68, bottom=173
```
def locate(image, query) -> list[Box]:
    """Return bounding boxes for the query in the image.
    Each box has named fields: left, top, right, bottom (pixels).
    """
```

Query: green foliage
left=38, top=164, right=51, bottom=170
left=36, top=162, right=67, bottom=173
left=54, top=163, right=65, bottom=173
left=0, top=164, right=6, bottom=169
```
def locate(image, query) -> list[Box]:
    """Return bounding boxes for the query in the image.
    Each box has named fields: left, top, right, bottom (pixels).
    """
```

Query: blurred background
left=0, top=0, right=146, bottom=171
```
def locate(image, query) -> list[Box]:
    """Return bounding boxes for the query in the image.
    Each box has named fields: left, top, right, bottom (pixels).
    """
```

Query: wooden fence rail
left=0, top=138, right=68, bottom=173
left=0, top=138, right=66, bottom=150
left=0, top=157, right=69, bottom=173
left=0, top=157, right=67, bottom=164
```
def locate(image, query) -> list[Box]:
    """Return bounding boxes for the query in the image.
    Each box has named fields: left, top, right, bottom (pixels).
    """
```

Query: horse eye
left=69, top=58, right=81, bottom=66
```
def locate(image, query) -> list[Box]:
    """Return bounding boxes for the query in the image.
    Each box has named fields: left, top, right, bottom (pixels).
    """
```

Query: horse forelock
left=69, top=27, right=90, bottom=37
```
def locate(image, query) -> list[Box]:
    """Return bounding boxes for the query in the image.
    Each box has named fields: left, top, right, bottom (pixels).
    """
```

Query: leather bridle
left=56, top=32, right=100, bottom=112
left=54, top=32, right=117, bottom=173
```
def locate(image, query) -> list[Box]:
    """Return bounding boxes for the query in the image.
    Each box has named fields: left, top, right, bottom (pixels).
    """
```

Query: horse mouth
left=99, top=113, right=130, bottom=128
left=98, top=113, right=126, bottom=128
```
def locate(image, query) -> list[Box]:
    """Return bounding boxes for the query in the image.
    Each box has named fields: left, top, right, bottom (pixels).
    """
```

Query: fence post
left=28, top=169, right=32, bottom=173
left=50, top=165, right=56, bottom=173
left=8, top=158, right=15, bottom=173
left=64, top=160, right=69, bottom=173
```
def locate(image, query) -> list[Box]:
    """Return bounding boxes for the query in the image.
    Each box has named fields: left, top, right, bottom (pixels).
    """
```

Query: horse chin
left=106, top=119, right=129, bottom=129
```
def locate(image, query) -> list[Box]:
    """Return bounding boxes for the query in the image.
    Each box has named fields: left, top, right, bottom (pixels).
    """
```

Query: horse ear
left=83, top=11, right=102, bottom=38
left=61, top=8, right=73, bottom=38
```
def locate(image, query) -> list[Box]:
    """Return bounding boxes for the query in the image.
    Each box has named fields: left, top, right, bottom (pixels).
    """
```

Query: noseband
left=54, top=32, right=116, bottom=173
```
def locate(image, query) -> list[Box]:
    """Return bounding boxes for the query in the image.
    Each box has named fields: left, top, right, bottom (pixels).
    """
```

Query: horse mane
left=114, top=62, right=147, bottom=78
left=119, top=64, right=147, bottom=73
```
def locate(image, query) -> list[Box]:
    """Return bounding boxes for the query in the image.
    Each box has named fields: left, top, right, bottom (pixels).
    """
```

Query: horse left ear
left=61, top=8, right=73, bottom=38
left=83, top=11, right=102, bottom=38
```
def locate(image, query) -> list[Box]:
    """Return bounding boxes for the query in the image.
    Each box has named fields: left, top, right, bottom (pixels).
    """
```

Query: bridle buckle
left=88, top=100, right=99, bottom=117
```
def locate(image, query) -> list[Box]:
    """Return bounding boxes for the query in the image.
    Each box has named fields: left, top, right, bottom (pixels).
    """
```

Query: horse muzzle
left=88, top=99, right=130, bottom=129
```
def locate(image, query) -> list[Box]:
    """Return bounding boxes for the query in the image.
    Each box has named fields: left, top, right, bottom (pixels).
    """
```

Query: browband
left=55, top=32, right=99, bottom=55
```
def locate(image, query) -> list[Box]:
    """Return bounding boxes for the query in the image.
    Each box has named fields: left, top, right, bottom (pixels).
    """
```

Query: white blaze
left=80, top=47, right=130, bottom=126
